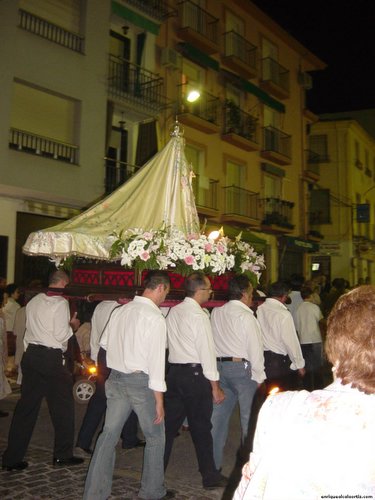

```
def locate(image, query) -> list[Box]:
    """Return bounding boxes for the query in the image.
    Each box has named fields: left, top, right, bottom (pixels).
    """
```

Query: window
left=20, top=0, right=82, bottom=33
left=185, top=144, right=209, bottom=207
left=226, top=159, right=245, bottom=187
left=9, top=81, right=79, bottom=163
left=264, top=173, right=282, bottom=199
left=11, top=81, right=78, bottom=144
left=309, top=189, right=331, bottom=224
left=309, top=135, right=329, bottom=162
left=354, top=140, right=362, bottom=168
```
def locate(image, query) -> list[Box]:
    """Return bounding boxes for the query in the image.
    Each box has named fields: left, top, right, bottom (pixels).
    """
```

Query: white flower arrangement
left=110, top=227, right=265, bottom=284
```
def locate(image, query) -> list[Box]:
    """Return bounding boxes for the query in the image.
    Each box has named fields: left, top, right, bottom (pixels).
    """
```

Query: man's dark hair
left=184, top=272, right=207, bottom=297
left=289, top=273, right=305, bottom=291
left=268, top=281, right=290, bottom=298
left=332, top=278, right=346, bottom=290
left=5, top=283, right=18, bottom=296
left=301, top=286, right=313, bottom=300
left=143, top=270, right=170, bottom=290
left=228, top=275, right=251, bottom=300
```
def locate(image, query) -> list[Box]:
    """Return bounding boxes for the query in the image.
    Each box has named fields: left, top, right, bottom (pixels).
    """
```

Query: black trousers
left=2, top=344, right=74, bottom=465
left=76, top=347, right=139, bottom=449
left=264, top=350, right=298, bottom=391
left=164, top=364, right=220, bottom=486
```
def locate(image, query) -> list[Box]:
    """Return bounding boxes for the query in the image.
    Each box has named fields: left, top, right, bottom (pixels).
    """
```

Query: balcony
left=177, top=0, right=219, bottom=54
left=260, top=126, right=291, bottom=165
left=260, top=197, right=295, bottom=233
left=121, top=0, right=177, bottom=21
left=177, top=85, right=220, bottom=134
left=303, top=149, right=320, bottom=181
left=108, top=55, right=168, bottom=114
left=9, top=128, right=78, bottom=164
left=19, top=9, right=84, bottom=53
left=104, top=158, right=141, bottom=194
left=260, top=57, right=290, bottom=100
left=222, top=101, right=259, bottom=151
left=222, top=31, right=257, bottom=79
left=192, top=175, right=219, bottom=218
left=221, top=186, right=260, bottom=226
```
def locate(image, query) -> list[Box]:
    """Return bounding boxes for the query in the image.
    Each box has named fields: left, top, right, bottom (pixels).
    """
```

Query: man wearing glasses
left=164, top=272, right=227, bottom=490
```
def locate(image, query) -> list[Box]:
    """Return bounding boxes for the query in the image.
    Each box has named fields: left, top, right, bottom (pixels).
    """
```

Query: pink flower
left=140, top=251, right=150, bottom=261
left=184, top=255, right=195, bottom=265
left=217, top=244, right=225, bottom=254
left=205, top=243, right=213, bottom=252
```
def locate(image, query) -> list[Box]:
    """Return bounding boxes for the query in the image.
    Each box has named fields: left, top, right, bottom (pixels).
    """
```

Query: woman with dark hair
left=233, top=285, right=375, bottom=499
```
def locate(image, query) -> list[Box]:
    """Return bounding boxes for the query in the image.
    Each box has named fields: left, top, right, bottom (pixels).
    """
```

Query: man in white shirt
left=164, top=272, right=226, bottom=490
left=83, top=271, right=172, bottom=500
left=295, top=286, right=324, bottom=390
left=2, top=270, right=82, bottom=471
left=76, top=300, right=143, bottom=453
left=211, top=275, right=266, bottom=471
left=257, top=281, right=305, bottom=390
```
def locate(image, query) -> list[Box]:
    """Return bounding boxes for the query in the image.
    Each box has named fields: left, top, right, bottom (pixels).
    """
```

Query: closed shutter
left=19, top=0, right=81, bottom=33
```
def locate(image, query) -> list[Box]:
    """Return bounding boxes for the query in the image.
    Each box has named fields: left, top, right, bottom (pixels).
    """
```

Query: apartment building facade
left=0, top=0, right=325, bottom=285
left=309, top=114, right=375, bottom=286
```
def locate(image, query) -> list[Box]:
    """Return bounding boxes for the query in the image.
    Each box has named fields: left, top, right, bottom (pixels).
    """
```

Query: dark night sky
left=251, top=0, right=375, bottom=114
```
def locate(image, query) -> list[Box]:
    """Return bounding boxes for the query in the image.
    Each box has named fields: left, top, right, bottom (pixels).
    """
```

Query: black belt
left=28, top=344, right=62, bottom=351
left=169, top=363, right=201, bottom=368
left=216, top=357, right=248, bottom=362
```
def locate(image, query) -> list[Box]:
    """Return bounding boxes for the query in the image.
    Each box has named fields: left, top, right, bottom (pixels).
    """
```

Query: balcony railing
left=262, top=126, right=291, bottom=159
left=108, top=55, right=167, bottom=112
left=305, top=149, right=320, bottom=176
left=121, top=0, right=177, bottom=20
left=261, top=57, right=290, bottom=94
left=223, top=31, right=257, bottom=71
left=178, top=0, right=219, bottom=44
left=192, top=175, right=218, bottom=211
left=222, top=185, right=259, bottom=220
left=19, top=9, right=84, bottom=53
left=105, top=158, right=141, bottom=194
left=260, top=197, right=294, bottom=229
left=223, top=101, right=258, bottom=143
left=178, top=86, right=220, bottom=126
left=9, top=128, right=78, bottom=164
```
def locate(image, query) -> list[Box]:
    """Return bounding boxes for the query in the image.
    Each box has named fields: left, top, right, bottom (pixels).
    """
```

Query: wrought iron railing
left=121, top=0, right=177, bottom=20
left=108, top=55, right=167, bottom=111
left=262, top=126, right=291, bottom=159
left=222, top=185, right=259, bottom=220
left=305, top=149, right=320, bottom=176
left=178, top=0, right=219, bottom=44
left=261, top=57, right=290, bottom=93
left=192, top=175, right=218, bottom=210
left=178, top=85, right=220, bottom=125
left=223, top=101, right=258, bottom=143
left=260, top=197, right=294, bottom=228
left=104, top=157, right=141, bottom=194
left=9, top=128, right=78, bottom=164
left=223, top=31, right=257, bottom=71
left=19, top=9, right=84, bottom=53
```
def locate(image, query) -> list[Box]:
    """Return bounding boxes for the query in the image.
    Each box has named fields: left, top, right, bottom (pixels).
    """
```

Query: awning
left=280, top=236, right=319, bottom=253
left=112, top=1, right=160, bottom=35
left=177, top=42, right=220, bottom=71
left=221, top=69, right=285, bottom=113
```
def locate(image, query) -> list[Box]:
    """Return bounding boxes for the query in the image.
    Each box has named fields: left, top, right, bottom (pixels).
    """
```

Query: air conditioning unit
left=298, top=71, right=313, bottom=90
left=161, top=47, right=182, bottom=70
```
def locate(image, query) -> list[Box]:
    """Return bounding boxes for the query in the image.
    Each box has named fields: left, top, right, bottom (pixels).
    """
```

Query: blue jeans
left=211, top=361, right=258, bottom=469
left=83, top=370, right=166, bottom=500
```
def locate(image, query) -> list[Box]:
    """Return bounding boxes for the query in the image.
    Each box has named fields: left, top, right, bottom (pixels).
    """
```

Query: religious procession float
left=22, top=122, right=265, bottom=307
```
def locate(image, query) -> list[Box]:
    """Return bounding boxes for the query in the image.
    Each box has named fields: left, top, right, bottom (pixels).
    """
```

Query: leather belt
left=169, top=363, right=201, bottom=368
left=216, top=357, right=248, bottom=362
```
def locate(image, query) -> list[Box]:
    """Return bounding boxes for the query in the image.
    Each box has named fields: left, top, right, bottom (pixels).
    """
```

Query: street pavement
left=0, top=380, right=245, bottom=500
